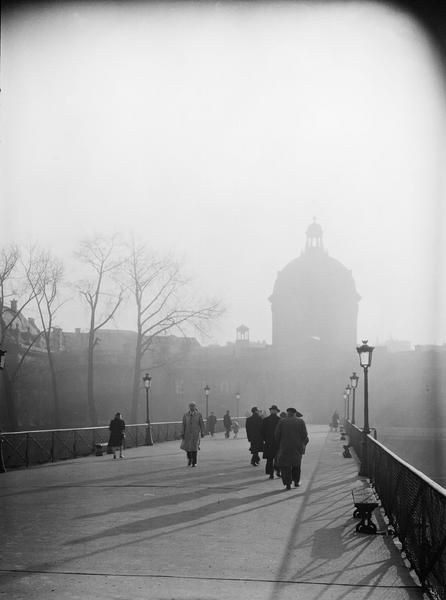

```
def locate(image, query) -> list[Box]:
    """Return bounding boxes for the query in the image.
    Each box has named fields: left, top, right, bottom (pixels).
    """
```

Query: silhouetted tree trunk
left=2, top=363, right=18, bottom=431
left=76, top=235, right=124, bottom=426
left=23, top=246, right=65, bottom=428
left=0, top=245, right=41, bottom=431
left=125, top=238, right=223, bottom=423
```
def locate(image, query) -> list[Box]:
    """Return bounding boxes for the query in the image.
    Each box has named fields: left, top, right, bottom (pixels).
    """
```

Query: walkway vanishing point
left=0, top=425, right=429, bottom=600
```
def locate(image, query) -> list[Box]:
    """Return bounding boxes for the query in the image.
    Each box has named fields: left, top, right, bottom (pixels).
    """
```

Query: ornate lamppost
left=345, top=384, right=351, bottom=421
left=235, top=392, right=240, bottom=418
left=143, top=373, right=153, bottom=446
left=340, top=391, right=348, bottom=440
left=0, top=348, right=6, bottom=473
left=356, top=340, right=374, bottom=477
left=350, top=372, right=359, bottom=425
left=204, top=384, right=210, bottom=422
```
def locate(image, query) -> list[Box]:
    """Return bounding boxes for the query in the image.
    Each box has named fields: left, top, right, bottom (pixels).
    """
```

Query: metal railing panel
left=346, top=420, right=446, bottom=600
left=0, top=417, right=246, bottom=471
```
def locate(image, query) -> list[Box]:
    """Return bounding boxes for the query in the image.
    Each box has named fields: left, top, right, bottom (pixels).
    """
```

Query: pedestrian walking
left=232, top=419, right=240, bottom=439
left=223, top=410, right=232, bottom=439
left=245, top=406, right=264, bottom=466
left=181, top=402, right=205, bottom=466
left=108, top=412, right=125, bottom=459
left=207, top=411, right=217, bottom=437
left=330, top=410, right=340, bottom=432
left=275, top=407, right=309, bottom=490
left=261, top=404, right=281, bottom=479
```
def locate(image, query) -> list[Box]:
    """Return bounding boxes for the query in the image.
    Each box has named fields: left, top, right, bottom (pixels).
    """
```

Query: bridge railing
left=0, top=417, right=245, bottom=471
left=346, top=421, right=446, bottom=600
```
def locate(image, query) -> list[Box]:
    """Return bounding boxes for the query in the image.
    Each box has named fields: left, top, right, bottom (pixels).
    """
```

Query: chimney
left=11, top=299, right=17, bottom=313
left=28, top=317, right=36, bottom=329
left=75, top=328, right=81, bottom=336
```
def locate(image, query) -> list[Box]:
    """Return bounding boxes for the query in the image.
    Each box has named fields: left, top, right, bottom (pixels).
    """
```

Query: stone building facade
left=269, top=220, right=360, bottom=419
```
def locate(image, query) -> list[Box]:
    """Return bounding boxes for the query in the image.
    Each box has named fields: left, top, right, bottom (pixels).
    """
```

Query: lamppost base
left=146, top=424, right=153, bottom=446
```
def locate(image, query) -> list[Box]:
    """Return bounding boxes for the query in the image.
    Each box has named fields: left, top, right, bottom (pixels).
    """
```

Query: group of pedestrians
left=108, top=402, right=309, bottom=490
left=246, top=405, right=309, bottom=490
left=179, top=401, right=309, bottom=489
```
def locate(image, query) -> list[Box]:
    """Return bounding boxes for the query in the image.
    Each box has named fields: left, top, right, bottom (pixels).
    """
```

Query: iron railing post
left=25, top=433, right=30, bottom=468
left=73, top=430, right=77, bottom=458
left=51, top=431, right=55, bottom=463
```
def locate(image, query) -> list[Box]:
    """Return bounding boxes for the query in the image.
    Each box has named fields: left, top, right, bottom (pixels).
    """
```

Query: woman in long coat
left=108, top=412, right=125, bottom=459
left=181, top=402, right=205, bottom=466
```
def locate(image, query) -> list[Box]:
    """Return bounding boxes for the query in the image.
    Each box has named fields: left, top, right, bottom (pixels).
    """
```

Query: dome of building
left=270, top=221, right=360, bottom=352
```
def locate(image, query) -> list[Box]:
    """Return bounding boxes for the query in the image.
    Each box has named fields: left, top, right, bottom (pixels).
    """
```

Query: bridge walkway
left=0, top=425, right=428, bottom=599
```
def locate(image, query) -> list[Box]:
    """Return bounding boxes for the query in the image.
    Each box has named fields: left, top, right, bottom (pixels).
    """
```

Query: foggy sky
left=2, top=1, right=446, bottom=347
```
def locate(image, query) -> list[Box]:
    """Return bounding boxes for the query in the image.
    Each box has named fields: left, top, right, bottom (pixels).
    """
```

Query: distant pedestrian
left=207, top=411, right=217, bottom=437
left=261, top=404, right=281, bottom=479
left=108, top=412, right=125, bottom=459
left=232, top=419, right=240, bottom=439
left=223, top=410, right=232, bottom=439
left=330, top=410, right=340, bottom=432
left=275, top=407, right=309, bottom=490
left=246, top=406, right=264, bottom=466
left=181, top=402, right=205, bottom=466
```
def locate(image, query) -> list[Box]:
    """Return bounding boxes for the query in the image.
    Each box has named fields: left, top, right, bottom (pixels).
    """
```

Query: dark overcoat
left=246, top=413, right=264, bottom=453
left=108, top=417, right=125, bottom=447
left=223, top=413, right=232, bottom=430
left=275, top=416, right=309, bottom=467
left=207, top=414, right=217, bottom=432
left=261, top=413, right=281, bottom=459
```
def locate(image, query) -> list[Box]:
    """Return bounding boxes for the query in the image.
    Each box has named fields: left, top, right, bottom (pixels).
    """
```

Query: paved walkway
left=0, top=426, right=428, bottom=599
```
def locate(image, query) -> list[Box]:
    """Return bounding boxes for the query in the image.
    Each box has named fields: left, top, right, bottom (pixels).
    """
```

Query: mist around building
left=1, top=222, right=444, bottom=456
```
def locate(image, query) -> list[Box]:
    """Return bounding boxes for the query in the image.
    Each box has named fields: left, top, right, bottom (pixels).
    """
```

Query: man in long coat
left=261, top=404, right=281, bottom=479
left=223, top=410, right=232, bottom=439
left=207, top=412, right=217, bottom=437
left=181, top=402, right=205, bottom=466
left=245, top=406, right=264, bottom=466
left=275, top=407, right=309, bottom=489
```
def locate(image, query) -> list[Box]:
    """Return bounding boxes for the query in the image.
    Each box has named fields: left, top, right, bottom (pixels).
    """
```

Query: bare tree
left=125, top=238, right=223, bottom=423
left=76, top=235, right=124, bottom=426
left=0, top=245, right=43, bottom=430
left=23, top=246, right=65, bottom=428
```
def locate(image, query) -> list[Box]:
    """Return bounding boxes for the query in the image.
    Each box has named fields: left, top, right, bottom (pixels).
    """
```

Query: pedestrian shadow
left=77, top=486, right=231, bottom=519
left=1, top=462, right=260, bottom=500
left=266, top=435, right=422, bottom=600
left=0, top=487, right=297, bottom=589
left=78, top=466, right=272, bottom=519
left=66, top=487, right=287, bottom=547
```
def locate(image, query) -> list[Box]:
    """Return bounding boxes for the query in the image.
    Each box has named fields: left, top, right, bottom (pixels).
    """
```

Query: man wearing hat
left=261, top=404, right=282, bottom=479
left=245, top=407, right=264, bottom=466
left=275, top=407, right=309, bottom=490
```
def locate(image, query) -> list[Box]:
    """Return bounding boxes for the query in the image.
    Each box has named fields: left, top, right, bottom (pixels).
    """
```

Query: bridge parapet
left=346, top=420, right=446, bottom=600
left=0, top=417, right=246, bottom=471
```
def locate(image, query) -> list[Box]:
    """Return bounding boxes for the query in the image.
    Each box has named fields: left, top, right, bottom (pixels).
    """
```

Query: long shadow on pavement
left=0, top=487, right=295, bottom=588
left=267, top=436, right=424, bottom=600
left=66, top=486, right=287, bottom=546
